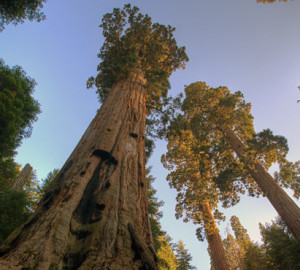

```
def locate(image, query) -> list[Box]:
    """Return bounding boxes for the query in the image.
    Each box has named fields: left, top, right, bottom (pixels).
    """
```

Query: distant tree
left=181, top=81, right=300, bottom=243
left=0, top=164, right=39, bottom=244
left=259, top=218, right=300, bottom=270
left=222, top=216, right=266, bottom=270
left=0, top=59, right=40, bottom=159
left=243, top=244, right=267, bottom=270
left=157, top=235, right=179, bottom=270
left=146, top=167, right=179, bottom=269
left=0, top=0, right=47, bottom=31
left=222, top=233, right=244, bottom=270
left=37, top=168, right=59, bottom=199
left=175, top=240, right=197, bottom=270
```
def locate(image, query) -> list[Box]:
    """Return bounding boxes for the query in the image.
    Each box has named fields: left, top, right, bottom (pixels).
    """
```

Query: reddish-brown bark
left=0, top=70, right=157, bottom=269
left=219, top=125, right=300, bottom=243
left=201, top=202, right=231, bottom=270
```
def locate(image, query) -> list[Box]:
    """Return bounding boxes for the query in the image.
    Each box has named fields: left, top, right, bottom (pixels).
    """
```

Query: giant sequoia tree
left=162, top=123, right=235, bottom=270
left=0, top=5, right=188, bottom=269
left=181, top=81, right=300, bottom=243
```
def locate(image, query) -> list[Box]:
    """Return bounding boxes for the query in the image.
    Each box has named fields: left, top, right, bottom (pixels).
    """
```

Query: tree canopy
left=87, top=4, right=188, bottom=109
left=0, top=59, right=40, bottom=160
left=0, top=0, right=47, bottom=31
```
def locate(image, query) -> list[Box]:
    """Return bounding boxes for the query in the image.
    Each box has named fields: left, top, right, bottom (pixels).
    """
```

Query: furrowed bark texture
left=0, top=70, right=158, bottom=269
left=201, top=203, right=231, bottom=270
left=12, top=163, right=33, bottom=191
left=219, top=125, right=300, bottom=243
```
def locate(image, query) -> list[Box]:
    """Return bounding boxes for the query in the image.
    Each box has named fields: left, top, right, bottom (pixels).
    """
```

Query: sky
left=1, top=0, right=300, bottom=269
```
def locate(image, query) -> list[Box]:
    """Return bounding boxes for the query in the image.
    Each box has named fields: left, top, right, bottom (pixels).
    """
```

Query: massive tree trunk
left=12, top=163, right=33, bottom=191
left=0, top=69, right=158, bottom=269
left=219, top=125, right=300, bottom=243
left=201, top=202, right=231, bottom=270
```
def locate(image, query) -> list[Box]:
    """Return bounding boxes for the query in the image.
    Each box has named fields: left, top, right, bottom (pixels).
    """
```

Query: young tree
left=0, top=0, right=47, bottom=31
left=181, top=81, right=300, bottom=243
left=146, top=168, right=179, bottom=269
left=0, top=5, right=188, bottom=269
left=175, top=240, right=197, bottom=270
left=222, top=216, right=267, bottom=270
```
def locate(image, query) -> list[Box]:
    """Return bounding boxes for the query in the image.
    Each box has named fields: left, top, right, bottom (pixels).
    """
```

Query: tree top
left=87, top=4, right=188, bottom=108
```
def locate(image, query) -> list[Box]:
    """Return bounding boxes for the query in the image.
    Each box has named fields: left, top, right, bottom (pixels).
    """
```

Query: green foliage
left=179, top=81, right=291, bottom=199
left=0, top=185, right=30, bottom=243
left=0, top=0, right=47, bottom=31
left=146, top=167, right=179, bottom=269
left=275, top=160, right=300, bottom=199
left=37, top=168, right=59, bottom=199
left=88, top=4, right=188, bottom=110
left=0, top=59, right=41, bottom=159
left=157, top=235, right=179, bottom=270
left=175, top=240, right=197, bottom=270
left=0, top=157, right=20, bottom=188
left=247, top=129, right=288, bottom=169
left=221, top=216, right=300, bottom=270
left=259, top=218, right=300, bottom=270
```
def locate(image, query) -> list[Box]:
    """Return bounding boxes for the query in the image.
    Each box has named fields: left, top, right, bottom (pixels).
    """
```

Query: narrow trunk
left=0, top=70, right=157, bottom=269
left=201, top=202, right=231, bottom=270
left=219, top=125, right=300, bottom=243
left=12, top=163, right=32, bottom=191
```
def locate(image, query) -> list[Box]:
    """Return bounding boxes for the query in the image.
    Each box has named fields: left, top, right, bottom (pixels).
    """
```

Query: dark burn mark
left=92, top=149, right=118, bottom=166
left=73, top=149, right=117, bottom=224
left=63, top=252, right=88, bottom=270
left=73, top=163, right=104, bottom=224
left=96, top=203, right=105, bottom=211
left=64, top=160, right=74, bottom=173
left=105, top=181, right=110, bottom=189
left=129, top=227, right=141, bottom=261
left=130, top=132, right=138, bottom=138
left=80, top=171, right=86, bottom=176
left=70, top=227, right=92, bottom=240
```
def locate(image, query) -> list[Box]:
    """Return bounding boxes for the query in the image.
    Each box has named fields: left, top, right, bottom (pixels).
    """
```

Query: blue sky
left=1, top=0, right=300, bottom=269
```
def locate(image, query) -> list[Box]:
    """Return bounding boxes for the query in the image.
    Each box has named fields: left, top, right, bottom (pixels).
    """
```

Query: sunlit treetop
left=181, top=82, right=288, bottom=169
left=162, top=81, right=293, bottom=240
left=87, top=4, right=188, bottom=109
left=0, top=0, right=47, bottom=31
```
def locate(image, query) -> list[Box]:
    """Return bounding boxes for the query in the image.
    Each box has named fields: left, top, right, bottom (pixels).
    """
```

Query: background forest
left=0, top=0, right=300, bottom=269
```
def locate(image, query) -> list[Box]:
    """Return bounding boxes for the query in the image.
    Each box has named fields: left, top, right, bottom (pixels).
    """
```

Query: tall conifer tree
left=180, top=81, right=300, bottom=243
left=0, top=5, right=188, bottom=269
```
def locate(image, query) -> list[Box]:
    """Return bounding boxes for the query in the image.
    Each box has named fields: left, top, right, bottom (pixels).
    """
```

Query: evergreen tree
left=175, top=240, right=196, bottom=270
left=0, top=5, right=188, bottom=269
left=0, top=59, right=40, bottom=159
left=180, top=81, right=300, bottom=242
left=37, top=168, right=59, bottom=199
left=259, top=218, right=300, bottom=270
left=0, top=0, right=47, bottom=31
left=146, top=167, right=179, bottom=269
